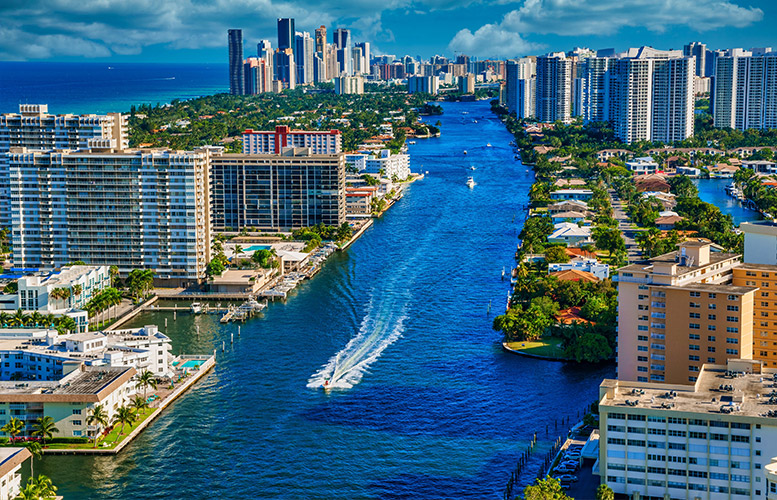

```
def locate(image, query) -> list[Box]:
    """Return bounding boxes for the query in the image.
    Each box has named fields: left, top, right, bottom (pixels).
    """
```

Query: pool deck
left=43, top=354, right=216, bottom=455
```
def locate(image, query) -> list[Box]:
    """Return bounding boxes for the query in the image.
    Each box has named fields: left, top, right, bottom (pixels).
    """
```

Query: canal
left=693, top=178, right=762, bottom=225
left=39, top=100, right=614, bottom=499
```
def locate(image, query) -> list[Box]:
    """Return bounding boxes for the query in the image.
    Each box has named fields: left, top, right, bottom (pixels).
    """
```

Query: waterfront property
left=548, top=222, right=593, bottom=247
left=625, top=156, right=660, bottom=175
left=242, top=125, right=342, bottom=155
left=8, top=146, right=213, bottom=285
left=209, top=147, right=345, bottom=231
left=0, top=447, right=31, bottom=500
left=598, top=359, right=777, bottom=500
left=549, top=189, right=594, bottom=202
left=548, top=258, right=610, bottom=280
left=345, top=149, right=411, bottom=180
left=0, top=265, right=111, bottom=333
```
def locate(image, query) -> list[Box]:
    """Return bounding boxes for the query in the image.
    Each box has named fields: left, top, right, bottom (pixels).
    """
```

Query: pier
left=220, top=298, right=266, bottom=323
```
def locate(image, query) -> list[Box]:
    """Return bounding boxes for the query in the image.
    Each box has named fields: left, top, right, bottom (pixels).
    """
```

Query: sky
left=0, top=0, right=775, bottom=62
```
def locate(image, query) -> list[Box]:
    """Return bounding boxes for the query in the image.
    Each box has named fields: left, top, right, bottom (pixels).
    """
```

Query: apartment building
left=8, top=146, right=212, bottom=284
left=0, top=448, right=30, bottom=500
left=407, top=76, right=439, bottom=95
left=617, top=241, right=753, bottom=385
left=210, top=148, right=345, bottom=231
left=0, top=104, right=127, bottom=229
left=334, top=75, right=365, bottom=95
left=505, top=58, right=536, bottom=119
left=0, top=365, right=136, bottom=439
left=598, top=359, right=777, bottom=500
left=536, top=52, right=574, bottom=123
left=345, top=149, right=410, bottom=180
left=242, top=125, right=342, bottom=155
left=713, top=50, right=777, bottom=132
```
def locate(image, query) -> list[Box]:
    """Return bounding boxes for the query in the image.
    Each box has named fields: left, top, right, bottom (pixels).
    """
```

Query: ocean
left=0, top=62, right=227, bottom=115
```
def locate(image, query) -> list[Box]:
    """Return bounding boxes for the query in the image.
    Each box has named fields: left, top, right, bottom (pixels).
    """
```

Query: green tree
left=522, top=476, right=572, bottom=500
left=2, top=282, right=17, bottom=294
left=86, top=404, right=109, bottom=448
left=31, top=416, right=59, bottom=446
left=130, top=395, right=150, bottom=417
left=112, top=406, right=136, bottom=435
left=544, top=246, right=569, bottom=264
left=592, top=226, right=625, bottom=255
left=668, top=174, right=699, bottom=199
left=566, top=331, right=613, bottom=363
left=17, top=475, right=57, bottom=500
left=206, top=257, right=226, bottom=277
left=596, top=484, right=615, bottom=500
left=1, top=417, right=25, bottom=443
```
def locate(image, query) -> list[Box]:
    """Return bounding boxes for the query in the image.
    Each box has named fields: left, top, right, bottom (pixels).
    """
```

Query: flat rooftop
left=601, top=363, right=777, bottom=420
left=619, top=250, right=739, bottom=276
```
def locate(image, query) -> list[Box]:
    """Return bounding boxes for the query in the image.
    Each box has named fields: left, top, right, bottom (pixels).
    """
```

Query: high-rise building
left=713, top=50, right=777, bottom=132
left=407, top=76, right=439, bottom=95
left=505, top=58, right=536, bottom=119
left=333, top=28, right=352, bottom=75
left=295, top=32, right=315, bottom=84
left=273, top=48, right=296, bottom=89
left=535, top=52, right=574, bottom=123
left=244, top=57, right=273, bottom=94
left=8, top=145, right=213, bottom=284
left=351, top=46, right=364, bottom=74
left=598, top=358, right=777, bottom=500
left=228, top=29, right=245, bottom=95
left=356, top=42, right=371, bottom=71
left=683, top=41, right=707, bottom=77
left=458, top=73, right=476, bottom=94
left=209, top=148, right=345, bottom=231
left=257, top=39, right=272, bottom=60
left=335, top=75, right=364, bottom=95
left=277, top=18, right=295, bottom=51
left=314, top=26, right=327, bottom=54
left=313, top=53, right=326, bottom=82
left=242, top=125, right=342, bottom=155
left=332, top=28, right=350, bottom=50
left=0, top=104, right=127, bottom=231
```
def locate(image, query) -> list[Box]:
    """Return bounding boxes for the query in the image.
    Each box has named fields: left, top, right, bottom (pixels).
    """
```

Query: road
left=608, top=189, right=642, bottom=263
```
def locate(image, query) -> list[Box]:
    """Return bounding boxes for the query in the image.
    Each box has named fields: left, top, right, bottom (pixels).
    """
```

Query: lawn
left=505, top=337, right=569, bottom=360
left=44, top=407, right=156, bottom=451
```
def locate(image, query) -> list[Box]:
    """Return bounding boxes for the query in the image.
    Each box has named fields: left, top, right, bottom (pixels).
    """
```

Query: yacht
left=190, top=303, right=202, bottom=314
left=467, top=177, right=476, bottom=188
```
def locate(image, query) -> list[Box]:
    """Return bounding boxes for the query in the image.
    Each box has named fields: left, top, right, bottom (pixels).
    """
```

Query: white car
left=557, top=474, right=578, bottom=483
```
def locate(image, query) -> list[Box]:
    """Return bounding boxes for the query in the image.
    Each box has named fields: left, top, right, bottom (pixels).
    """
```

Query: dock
left=220, top=298, right=267, bottom=323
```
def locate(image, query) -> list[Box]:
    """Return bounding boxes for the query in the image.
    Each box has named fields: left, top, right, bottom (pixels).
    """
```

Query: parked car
left=560, top=461, right=579, bottom=470
left=556, top=474, right=578, bottom=483
left=554, top=467, right=575, bottom=474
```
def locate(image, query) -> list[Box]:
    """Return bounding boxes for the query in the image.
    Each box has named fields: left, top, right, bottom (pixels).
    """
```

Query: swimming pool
left=180, top=359, right=205, bottom=369
left=244, top=245, right=272, bottom=252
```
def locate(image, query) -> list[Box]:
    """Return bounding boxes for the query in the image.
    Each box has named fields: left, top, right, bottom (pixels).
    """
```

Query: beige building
left=617, top=240, right=753, bottom=385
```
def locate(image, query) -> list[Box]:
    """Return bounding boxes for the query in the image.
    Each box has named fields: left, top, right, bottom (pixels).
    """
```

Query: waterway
left=37, top=100, right=614, bottom=499
left=693, top=178, right=762, bottom=225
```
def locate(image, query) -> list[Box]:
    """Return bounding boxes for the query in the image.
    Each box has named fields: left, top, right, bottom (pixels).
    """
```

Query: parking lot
left=549, top=438, right=600, bottom=499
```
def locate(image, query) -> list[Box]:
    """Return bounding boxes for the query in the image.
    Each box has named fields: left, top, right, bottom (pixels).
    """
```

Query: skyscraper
left=257, top=39, right=272, bottom=60
left=314, top=26, right=327, bottom=54
left=333, top=28, right=350, bottom=50
left=356, top=42, right=371, bottom=72
left=505, top=58, right=536, bottom=119
left=333, top=28, right=352, bottom=75
left=274, top=48, right=296, bottom=89
left=228, top=29, right=245, bottom=95
left=535, top=52, right=573, bottom=123
left=295, top=32, right=315, bottom=84
left=713, top=50, right=777, bottom=132
left=683, top=41, right=707, bottom=77
left=277, top=18, right=295, bottom=51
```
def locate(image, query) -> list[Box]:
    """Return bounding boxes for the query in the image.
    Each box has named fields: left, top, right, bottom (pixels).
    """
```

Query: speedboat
left=463, top=150, right=468, bottom=155
left=486, top=143, right=492, bottom=147
left=467, top=177, right=476, bottom=188
left=190, top=303, right=202, bottom=314
left=470, top=166, right=476, bottom=171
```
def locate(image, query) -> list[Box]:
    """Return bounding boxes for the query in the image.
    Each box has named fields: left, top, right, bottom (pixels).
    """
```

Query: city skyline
left=1, top=0, right=776, bottom=62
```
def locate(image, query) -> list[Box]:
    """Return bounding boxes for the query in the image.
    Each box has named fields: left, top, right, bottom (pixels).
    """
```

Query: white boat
left=190, top=303, right=202, bottom=314
left=463, top=150, right=468, bottom=155
left=467, top=177, right=476, bottom=188
left=470, top=166, right=476, bottom=170
left=409, top=141, right=416, bottom=145
left=486, top=143, right=492, bottom=147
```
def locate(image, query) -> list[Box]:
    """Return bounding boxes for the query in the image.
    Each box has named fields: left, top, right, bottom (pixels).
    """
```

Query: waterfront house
left=548, top=200, right=589, bottom=216
left=209, top=269, right=273, bottom=295
left=549, top=269, right=599, bottom=282
left=596, top=149, right=632, bottom=163
left=654, top=214, right=685, bottom=230
left=625, top=156, right=659, bottom=175
left=553, top=178, right=587, bottom=188
left=547, top=223, right=593, bottom=247
left=548, top=257, right=610, bottom=279
left=550, top=211, right=588, bottom=224
left=549, top=189, right=594, bottom=202
left=635, top=175, right=670, bottom=193
left=708, top=163, right=739, bottom=178
left=676, top=166, right=702, bottom=177
left=742, top=159, right=777, bottom=175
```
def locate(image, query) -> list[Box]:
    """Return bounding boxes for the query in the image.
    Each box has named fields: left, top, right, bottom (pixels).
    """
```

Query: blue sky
left=0, top=0, right=775, bottom=62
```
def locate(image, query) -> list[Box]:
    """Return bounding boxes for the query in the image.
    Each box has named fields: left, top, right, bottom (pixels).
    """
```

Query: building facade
left=713, top=51, right=777, bottom=132
left=407, top=76, right=439, bottom=95
left=228, top=29, right=245, bottom=95
left=242, top=126, right=342, bottom=155
left=8, top=147, right=212, bottom=284
left=535, top=52, right=574, bottom=123
left=210, top=148, right=346, bottom=231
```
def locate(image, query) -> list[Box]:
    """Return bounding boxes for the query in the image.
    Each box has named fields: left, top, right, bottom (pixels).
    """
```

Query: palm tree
left=135, top=370, right=157, bottom=399
left=130, top=395, right=149, bottom=417
left=0, top=312, right=9, bottom=328
left=112, top=406, right=136, bottom=435
left=23, top=441, right=42, bottom=477
left=29, top=312, right=44, bottom=328
left=43, top=314, right=56, bottom=329
left=31, top=416, right=59, bottom=446
left=86, top=404, right=109, bottom=448
left=109, top=265, right=119, bottom=287
left=72, top=284, right=82, bottom=296
left=17, top=475, right=57, bottom=499
left=9, top=309, right=28, bottom=327
left=1, top=417, right=25, bottom=443
left=231, top=245, right=244, bottom=265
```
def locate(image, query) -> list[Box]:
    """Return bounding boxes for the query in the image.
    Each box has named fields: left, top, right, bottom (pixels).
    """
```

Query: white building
left=548, top=222, right=593, bottom=247
left=0, top=448, right=31, bottom=500
left=0, top=104, right=127, bottom=231
left=335, top=75, right=365, bottom=95
left=548, top=257, right=610, bottom=279
left=242, top=125, right=342, bottom=155
left=536, top=52, right=574, bottom=123
left=713, top=50, right=777, bottom=132
left=599, top=359, right=777, bottom=500
left=626, top=156, right=660, bottom=174
left=506, top=58, right=536, bottom=119
left=549, top=189, right=594, bottom=201
left=345, top=149, right=410, bottom=180
left=407, top=76, right=439, bottom=95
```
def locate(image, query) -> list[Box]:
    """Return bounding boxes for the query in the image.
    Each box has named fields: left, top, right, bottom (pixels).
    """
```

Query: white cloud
left=449, top=0, right=763, bottom=57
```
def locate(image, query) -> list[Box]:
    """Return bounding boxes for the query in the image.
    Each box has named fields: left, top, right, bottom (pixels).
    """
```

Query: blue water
left=693, top=178, right=762, bottom=225
left=244, top=245, right=272, bottom=252
left=33, top=100, right=613, bottom=498
left=0, top=62, right=227, bottom=115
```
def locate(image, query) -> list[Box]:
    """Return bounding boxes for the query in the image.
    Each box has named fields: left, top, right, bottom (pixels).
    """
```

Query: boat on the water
left=486, top=143, right=492, bottom=147
left=191, top=303, right=202, bottom=314
left=467, top=177, right=476, bottom=188
left=463, top=150, right=468, bottom=155
left=470, top=166, right=476, bottom=171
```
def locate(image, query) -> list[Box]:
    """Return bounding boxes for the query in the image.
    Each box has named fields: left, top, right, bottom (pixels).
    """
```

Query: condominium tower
left=228, top=29, right=245, bottom=95
left=535, top=52, right=573, bottom=123
left=242, top=125, right=342, bottom=155
left=277, top=18, right=295, bottom=51
left=0, top=104, right=127, bottom=230
left=505, top=58, right=536, bottom=119
left=8, top=145, right=213, bottom=284
left=209, top=148, right=346, bottom=231
left=713, top=50, right=777, bottom=132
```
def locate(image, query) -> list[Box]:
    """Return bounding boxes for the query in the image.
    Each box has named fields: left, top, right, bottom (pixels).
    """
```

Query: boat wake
left=307, top=296, right=407, bottom=391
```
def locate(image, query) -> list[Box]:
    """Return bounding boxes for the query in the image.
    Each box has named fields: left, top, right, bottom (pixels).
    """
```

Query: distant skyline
left=1, top=0, right=775, bottom=62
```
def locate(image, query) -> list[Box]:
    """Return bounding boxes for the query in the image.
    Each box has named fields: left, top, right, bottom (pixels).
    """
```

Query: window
left=728, top=295, right=737, bottom=300
left=727, top=305, right=739, bottom=311
left=72, top=420, right=82, bottom=426
left=726, top=338, right=739, bottom=344
left=708, top=314, right=717, bottom=320
left=708, top=293, right=717, bottom=299
left=708, top=325, right=717, bottom=331
left=709, top=303, right=717, bottom=309
left=689, top=323, right=700, bottom=329
left=689, top=333, right=700, bottom=340
left=726, top=316, right=739, bottom=322
left=72, top=409, right=81, bottom=415
left=690, top=312, right=700, bottom=319
left=690, top=344, right=700, bottom=351
left=690, top=291, right=701, bottom=297
left=689, top=355, right=700, bottom=361
left=726, top=327, right=739, bottom=333
left=690, top=302, right=700, bottom=308
left=726, top=348, right=739, bottom=355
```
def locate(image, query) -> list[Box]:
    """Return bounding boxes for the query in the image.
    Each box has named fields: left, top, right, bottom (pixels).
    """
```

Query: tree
left=522, top=476, right=572, bottom=500
left=130, top=395, right=149, bottom=417
left=17, top=475, right=57, bottom=500
left=668, top=174, right=699, bottom=199
left=72, top=284, right=82, bottom=296
left=544, top=246, right=569, bottom=264
left=109, top=265, right=119, bottom=287
left=112, top=406, right=136, bottom=435
left=596, top=484, right=615, bottom=500
left=9, top=309, right=28, bottom=327
left=135, top=370, right=158, bottom=399
left=566, top=331, right=613, bottom=363
left=86, top=404, right=109, bottom=448
left=591, top=226, right=625, bottom=255
left=206, top=257, right=226, bottom=278
left=31, top=416, right=59, bottom=446
left=231, top=245, right=244, bottom=264
left=2, top=282, right=17, bottom=294
left=1, top=417, right=25, bottom=443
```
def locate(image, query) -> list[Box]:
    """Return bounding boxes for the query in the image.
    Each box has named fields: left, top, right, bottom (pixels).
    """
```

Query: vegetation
left=112, top=406, right=137, bottom=435
left=31, top=416, right=59, bottom=446
left=596, top=484, right=615, bottom=500
left=0, top=310, right=76, bottom=335
left=522, top=476, right=571, bottom=500
left=86, top=404, right=109, bottom=448
left=1, top=418, right=25, bottom=444
left=125, top=269, right=155, bottom=302
left=135, top=370, right=158, bottom=399
left=17, top=475, right=57, bottom=500
left=84, top=287, right=122, bottom=325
